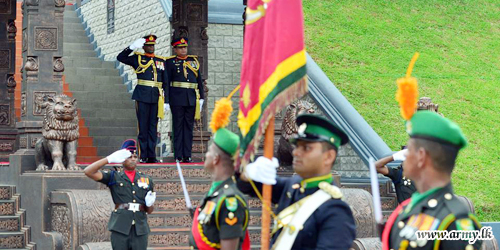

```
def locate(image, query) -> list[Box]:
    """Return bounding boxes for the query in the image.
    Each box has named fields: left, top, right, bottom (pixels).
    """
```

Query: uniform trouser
left=135, top=101, right=158, bottom=159
left=111, top=226, right=148, bottom=250
left=171, top=105, right=195, bottom=158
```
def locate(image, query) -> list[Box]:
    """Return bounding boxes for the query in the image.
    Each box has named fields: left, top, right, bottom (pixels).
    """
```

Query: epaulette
left=164, top=55, right=176, bottom=60
left=188, top=55, right=198, bottom=58
left=444, top=194, right=470, bottom=218
left=221, top=183, right=236, bottom=197
left=133, top=52, right=145, bottom=56
left=319, top=182, right=343, bottom=199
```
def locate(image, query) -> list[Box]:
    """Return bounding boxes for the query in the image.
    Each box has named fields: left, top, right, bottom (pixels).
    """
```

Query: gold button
left=410, top=241, right=417, bottom=248
left=132, top=183, right=135, bottom=186
left=444, top=193, right=453, bottom=200
left=120, top=183, right=123, bottom=186
left=428, top=199, right=438, bottom=208
left=224, top=184, right=229, bottom=189
left=133, top=199, right=136, bottom=202
left=466, top=244, right=474, bottom=250
left=133, top=191, right=136, bottom=194
left=114, top=209, right=117, bottom=212
left=398, top=221, right=405, bottom=229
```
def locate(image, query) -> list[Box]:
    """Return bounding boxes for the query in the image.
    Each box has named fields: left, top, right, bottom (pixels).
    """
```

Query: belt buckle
left=128, top=203, right=140, bottom=212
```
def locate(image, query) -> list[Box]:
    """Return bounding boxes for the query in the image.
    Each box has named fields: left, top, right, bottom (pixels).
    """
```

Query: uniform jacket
left=165, top=55, right=205, bottom=107
left=238, top=175, right=356, bottom=250
left=384, top=183, right=482, bottom=250
left=387, top=164, right=417, bottom=204
left=117, top=47, right=169, bottom=104
left=99, top=170, right=155, bottom=236
left=190, top=177, right=250, bottom=250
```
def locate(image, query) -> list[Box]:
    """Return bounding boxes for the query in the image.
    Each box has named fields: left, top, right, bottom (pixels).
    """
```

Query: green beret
left=407, top=111, right=467, bottom=149
left=290, top=114, right=349, bottom=149
left=213, top=128, right=240, bottom=156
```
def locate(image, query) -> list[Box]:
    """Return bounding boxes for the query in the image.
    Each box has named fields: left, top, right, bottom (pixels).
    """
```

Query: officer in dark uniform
left=165, top=37, right=205, bottom=163
left=382, top=111, right=483, bottom=250
left=117, top=35, right=168, bottom=163
left=84, top=139, right=156, bottom=250
left=239, top=114, right=356, bottom=250
left=190, top=127, right=250, bottom=250
left=376, top=148, right=417, bottom=204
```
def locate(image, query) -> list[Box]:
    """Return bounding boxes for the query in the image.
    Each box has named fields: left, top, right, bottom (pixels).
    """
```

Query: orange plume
left=209, top=86, right=240, bottom=133
left=396, top=52, right=420, bottom=120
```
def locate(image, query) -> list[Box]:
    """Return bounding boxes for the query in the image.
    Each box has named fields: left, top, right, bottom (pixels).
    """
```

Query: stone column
left=171, top=0, right=210, bottom=161
left=0, top=0, right=18, bottom=161
left=16, top=0, right=65, bottom=155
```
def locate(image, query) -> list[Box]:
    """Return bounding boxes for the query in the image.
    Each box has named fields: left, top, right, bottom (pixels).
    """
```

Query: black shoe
left=147, top=158, right=159, bottom=163
left=182, top=157, right=193, bottom=163
left=175, top=157, right=183, bottom=163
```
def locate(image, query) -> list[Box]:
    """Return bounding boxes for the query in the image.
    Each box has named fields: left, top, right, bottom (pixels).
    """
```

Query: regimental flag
left=237, top=0, right=308, bottom=166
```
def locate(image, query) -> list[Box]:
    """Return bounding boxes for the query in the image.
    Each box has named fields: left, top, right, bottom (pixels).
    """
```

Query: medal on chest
left=137, top=177, right=150, bottom=189
left=198, top=201, right=216, bottom=225
left=155, top=61, right=165, bottom=70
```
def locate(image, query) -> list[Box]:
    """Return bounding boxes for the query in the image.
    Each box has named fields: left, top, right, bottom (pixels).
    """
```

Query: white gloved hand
left=244, top=156, right=279, bottom=185
left=393, top=149, right=408, bottom=161
left=129, top=38, right=146, bottom=50
left=164, top=103, right=170, bottom=112
left=199, top=99, right=204, bottom=110
left=106, top=149, right=131, bottom=164
left=145, top=191, right=156, bottom=207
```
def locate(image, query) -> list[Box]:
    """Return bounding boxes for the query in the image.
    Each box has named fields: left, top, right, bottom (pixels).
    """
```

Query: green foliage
left=303, top=0, right=500, bottom=221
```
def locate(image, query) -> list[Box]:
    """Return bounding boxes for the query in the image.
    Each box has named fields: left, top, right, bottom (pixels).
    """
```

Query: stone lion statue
left=35, top=94, right=80, bottom=171
left=276, top=100, right=315, bottom=168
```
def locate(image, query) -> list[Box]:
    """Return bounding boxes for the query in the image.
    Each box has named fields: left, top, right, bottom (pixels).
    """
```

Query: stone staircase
left=0, top=186, right=36, bottom=250
left=63, top=5, right=137, bottom=160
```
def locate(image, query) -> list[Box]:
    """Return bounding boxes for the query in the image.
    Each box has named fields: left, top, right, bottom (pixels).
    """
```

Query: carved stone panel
left=0, top=143, right=13, bottom=152
left=0, top=50, right=10, bottom=69
left=0, top=0, right=11, bottom=14
left=0, top=105, right=10, bottom=126
left=0, top=235, right=23, bottom=248
left=55, top=0, right=65, bottom=7
left=7, top=22, right=16, bottom=40
left=51, top=205, right=70, bottom=250
left=0, top=187, right=9, bottom=199
left=22, top=29, right=27, bottom=52
left=34, top=27, right=58, bottom=50
left=149, top=233, right=189, bottom=246
left=0, top=202, right=14, bottom=215
left=0, top=219, right=19, bottom=231
left=53, top=57, right=64, bottom=72
left=187, top=3, right=203, bottom=21
left=33, top=91, right=56, bottom=116
left=21, top=92, right=26, bottom=117
left=19, top=137, right=27, bottom=148
left=30, top=136, right=40, bottom=148
left=6, top=74, right=16, bottom=93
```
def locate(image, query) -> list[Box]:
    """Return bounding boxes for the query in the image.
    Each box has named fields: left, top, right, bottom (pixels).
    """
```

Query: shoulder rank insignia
left=225, top=197, right=238, bottom=212
left=134, top=52, right=145, bottom=56
left=225, top=212, right=238, bottom=226
left=165, top=55, right=176, bottom=60
left=318, top=182, right=342, bottom=199
left=456, top=218, right=475, bottom=231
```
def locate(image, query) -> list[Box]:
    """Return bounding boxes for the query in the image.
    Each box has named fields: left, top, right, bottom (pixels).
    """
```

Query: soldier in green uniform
left=165, top=37, right=205, bottom=163
left=381, top=111, right=483, bottom=250
left=189, top=127, right=250, bottom=250
left=84, top=139, right=156, bottom=250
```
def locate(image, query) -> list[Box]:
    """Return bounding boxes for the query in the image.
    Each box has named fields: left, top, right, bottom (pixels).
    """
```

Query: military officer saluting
left=239, top=114, right=356, bottom=250
left=189, top=97, right=249, bottom=250
left=382, top=111, right=483, bottom=250
left=117, top=35, right=168, bottom=163
left=165, top=37, right=205, bottom=163
left=84, top=139, right=156, bottom=250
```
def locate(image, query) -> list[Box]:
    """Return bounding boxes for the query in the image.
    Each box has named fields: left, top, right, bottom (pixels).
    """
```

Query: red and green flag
left=237, top=0, right=308, bottom=165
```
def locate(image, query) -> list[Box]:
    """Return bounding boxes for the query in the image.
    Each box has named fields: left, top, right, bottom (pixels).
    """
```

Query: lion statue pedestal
left=35, top=94, right=80, bottom=171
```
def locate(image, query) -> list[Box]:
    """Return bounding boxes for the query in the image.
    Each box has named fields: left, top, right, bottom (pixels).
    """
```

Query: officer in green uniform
left=381, top=111, right=483, bottom=250
left=84, top=139, right=156, bottom=250
left=239, top=114, right=356, bottom=250
left=165, top=37, right=205, bottom=163
left=189, top=128, right=250, bottom=250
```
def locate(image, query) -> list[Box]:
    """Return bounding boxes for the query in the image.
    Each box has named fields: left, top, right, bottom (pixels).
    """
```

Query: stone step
left=0, top=186, right=15, bottom=200
left=155, top=195, right=262, bottom=212
left=74, top=99, right=134, bottom=109
left=148, top=210, right=264, bottom=228
left=92, top=136, right=137, bottom=147
left=65, top=74, right=125, bottom=85
left=65, top=50, right=97, bottom=58
left=87, top=127, right=137, bottom=137
left=0, top=196, right=20, bottom=216
left=80, top=109, right=136, bottom=119
left=69, top=82, right=128, bottom=92
left=84, top=118, right=137, bottom=128
left=148, top=227, right=261, bottom=247
left=63, top=35, right=91, bottom=44
left=69, top=68, right=119, bottom=77
left=0, top=211, right=26, bottom=232
left=63, top=16, right=81, bottom=23
left=64, top=9, right=79, bottom=18
left=64, top=23, right=86, bottom=31
left=0, top=227, right=31, bottom=248
left=63, top=43, right=94, bottom=51
left=63, top=58, right=116, bottom=69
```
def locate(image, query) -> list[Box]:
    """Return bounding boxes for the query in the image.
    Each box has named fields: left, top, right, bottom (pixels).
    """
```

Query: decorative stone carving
left=54, top=0, right=65, bottom=7
left=0, top=105, right=10, bottom=126
left=0, top=50, right=10, bottom=69
left=25, top=56, right=38, bottom=71
left=0, top=143, right=13, bottom=151
left=187, top=3, right=203, bottom=21
left=19, top=137, right=27, bottom=148
left=140, top=167, right=211, bottom=179
left=0, top=235, right=23, bottom=248
left=155, top=183, right=209, bottom=195
left=200, top=27, right=208, bottom=40
left=7, top=22, right=16, bottom=40
left=22, top=29, right=27, bottom=51
left=33, top=91, right=56, bottom=116
left=148, top=233, right=189, bottom=246
left=417, top=97, right=442, bottom=116
left=342, top=188, right=377, bottom=238
left=21, top=92, right=26, bottom=117
left=35, top=94, right=80, bottom=171
left=0, top=202, right=14, bottom=215
left=31, top=137, right=40, bottom=148
left=53, top=57, right=64, bottom=72
left=35, top=27, right=58, bottom=50
left=25, top=0, right=39, bottom=6
left=178, top=27, right=189, bottom=38
left=0, top=219, right=19, bottom=232
left=0, top=187, right=9, bottom=199
left=0, top=0, right=11, bottom=14
left=157, top=198, right=200, bottom=211
left=164, top=215, right=191, bottom=227
left=6, top=75, right=16, bottom=93
left=51, top=205, right=70, bottom=250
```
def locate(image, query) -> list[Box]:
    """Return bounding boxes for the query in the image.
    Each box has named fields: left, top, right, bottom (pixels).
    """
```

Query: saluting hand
left=129, top=38, right=146, bottom=50
left=393, top=149, right=408, bottom=161
left=106, top=149, right=131, bottom=164
left=145, top=191, right=156, bottom=207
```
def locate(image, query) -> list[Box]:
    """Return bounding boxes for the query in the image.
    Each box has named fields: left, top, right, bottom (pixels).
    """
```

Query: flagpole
left=261, top=117, right=275, bottom=250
